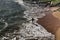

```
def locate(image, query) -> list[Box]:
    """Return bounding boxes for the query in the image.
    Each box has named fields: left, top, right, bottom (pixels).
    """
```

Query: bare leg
left=55, top=28, right=60, bottom=40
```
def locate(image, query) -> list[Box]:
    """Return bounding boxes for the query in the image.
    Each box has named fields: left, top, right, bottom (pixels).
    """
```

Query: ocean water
left=0, top=0, right=27, bottom=34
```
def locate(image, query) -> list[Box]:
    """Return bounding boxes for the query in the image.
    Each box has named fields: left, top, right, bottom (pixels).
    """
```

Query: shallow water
left=0, top=0, right=27, bottom=36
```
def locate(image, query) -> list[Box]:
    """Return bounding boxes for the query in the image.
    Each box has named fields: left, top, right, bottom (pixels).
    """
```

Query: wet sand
left=37, top=7, right=60, bottom=34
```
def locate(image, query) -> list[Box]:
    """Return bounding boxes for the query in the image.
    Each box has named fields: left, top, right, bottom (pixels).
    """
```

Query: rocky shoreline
left=0, top=0, right=57, bottom=40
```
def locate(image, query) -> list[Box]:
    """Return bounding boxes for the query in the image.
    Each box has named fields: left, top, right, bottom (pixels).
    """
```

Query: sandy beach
left=37, top=7, right=60, bottom=34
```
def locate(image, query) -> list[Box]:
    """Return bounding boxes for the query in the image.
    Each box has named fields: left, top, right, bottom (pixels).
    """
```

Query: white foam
left=20, top=2, right=55, bottom=40
left=14, top=0, right=24, bottom=5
